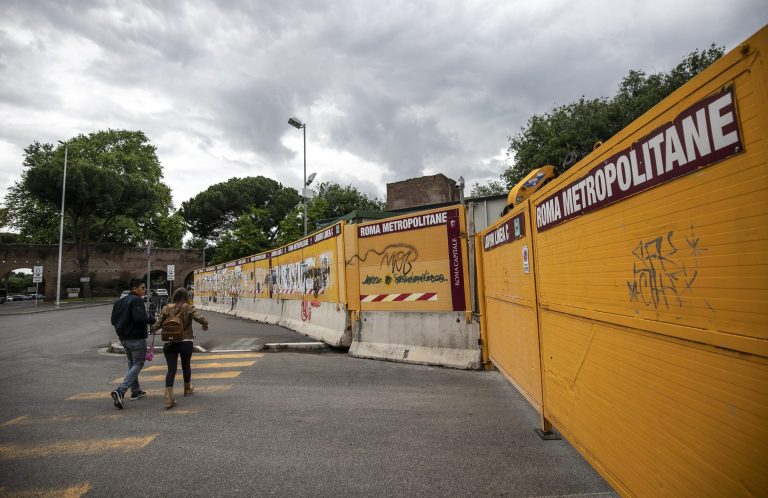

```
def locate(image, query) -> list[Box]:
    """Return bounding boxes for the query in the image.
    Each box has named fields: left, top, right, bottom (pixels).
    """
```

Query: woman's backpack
left=161, top=305, right=186, bottom=342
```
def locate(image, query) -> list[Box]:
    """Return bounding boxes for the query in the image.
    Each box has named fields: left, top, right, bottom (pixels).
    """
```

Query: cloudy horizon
left=1, top=1, right=765, bottom=211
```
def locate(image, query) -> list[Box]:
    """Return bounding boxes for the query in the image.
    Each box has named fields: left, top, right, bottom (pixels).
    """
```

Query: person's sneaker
left=111, top=390, right=124, bottom=409
left=130, top=390, right=147, bottom=400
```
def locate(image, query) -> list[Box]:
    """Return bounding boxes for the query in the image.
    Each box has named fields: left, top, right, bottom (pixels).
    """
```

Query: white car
left=155, top=288, right=169, bottom=297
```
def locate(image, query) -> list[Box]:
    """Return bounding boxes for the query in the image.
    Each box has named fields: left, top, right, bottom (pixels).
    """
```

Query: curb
left=0, top=301, right=113, bottom=316
left=263, top=342, right=329, bottom=352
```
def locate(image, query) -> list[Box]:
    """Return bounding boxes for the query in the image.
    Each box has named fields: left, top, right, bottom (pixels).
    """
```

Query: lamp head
left=288, top=117, right=304, bottom=129
left=306, top=172, right=317, bottom=186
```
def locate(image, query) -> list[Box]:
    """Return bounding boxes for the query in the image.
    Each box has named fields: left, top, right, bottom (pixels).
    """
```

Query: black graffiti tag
left=626, top=228, right=705, bottom=311
left=348, top=244, right=419, bottom=276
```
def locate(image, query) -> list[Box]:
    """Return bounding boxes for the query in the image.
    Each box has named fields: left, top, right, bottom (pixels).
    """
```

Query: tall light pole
left=55, top=140, right=68, bottom=308
left=287, top=117, right=307, bottom=236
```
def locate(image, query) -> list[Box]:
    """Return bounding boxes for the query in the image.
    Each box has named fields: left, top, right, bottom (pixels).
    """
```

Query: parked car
left=9, top=295, right=27, bottom=302
left=27, top=294, right=45, bottom=301
left=120, top=289, right=148, bottom=302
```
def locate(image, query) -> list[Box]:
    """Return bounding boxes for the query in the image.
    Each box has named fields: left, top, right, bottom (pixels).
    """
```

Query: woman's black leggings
left=163, top=341, right=194, bottom=387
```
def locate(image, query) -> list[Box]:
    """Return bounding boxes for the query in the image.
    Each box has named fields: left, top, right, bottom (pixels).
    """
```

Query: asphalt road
left=0, top=305, right=617, bottom=497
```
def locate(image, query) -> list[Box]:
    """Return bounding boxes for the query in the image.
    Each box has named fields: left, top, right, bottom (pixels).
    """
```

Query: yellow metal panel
left=355, top=206, right=470, bottom=312
left=249, top=257, right=271, bottom=298
left=269, top=223, right=343, bottom=303
left=487, top=298, right=542, bottom=409
left=478, top=204, right=543, bottom=407
left=528, top=26, right=768, bottom=497
left=481, top=210, right=535, bottom=304
left=540, top=310, right=768, bottom=497
left=532, top=26, right=768, bottom=354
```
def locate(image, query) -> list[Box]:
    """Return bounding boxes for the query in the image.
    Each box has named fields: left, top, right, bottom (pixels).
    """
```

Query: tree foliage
left=3, top=271, right=33, bottom=293
left=180, top=176, right=299, bottom=242
left=181, top=176, right=300, bottom=264
left=497, top=44, right=725, bottom=188
left=274, top=182, right=385, bottom=247
left=3, top=130, right=178, bottom=295
left=470, top=180, right=506, bottom=197
left=195, top=180, right=384, bottom=264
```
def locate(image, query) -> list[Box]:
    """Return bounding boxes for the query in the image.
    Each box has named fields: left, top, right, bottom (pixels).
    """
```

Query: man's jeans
left=117, top=338, right=147, bottom=395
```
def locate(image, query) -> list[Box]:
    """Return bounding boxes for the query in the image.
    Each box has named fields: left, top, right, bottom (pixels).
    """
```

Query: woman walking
left=152, top=287, right=209, bottom=409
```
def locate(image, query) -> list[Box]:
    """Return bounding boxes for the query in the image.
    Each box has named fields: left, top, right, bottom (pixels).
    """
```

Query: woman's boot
left=164, top=387, right=176, bottom=409
left=184, top=382, right=194, bottom=396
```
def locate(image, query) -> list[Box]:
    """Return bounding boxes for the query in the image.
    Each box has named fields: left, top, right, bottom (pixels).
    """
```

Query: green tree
left=183, top=236, right=210, bottom=267
left=211, top=207, right=276, bottom=264
left=6, top=271, right=33, bottom=293
left=499, top=45, right=724, bottom=188
left=312, top=182, right=385, bottom=218
left=181, top=176, right=300, bottom=263
left=4, top=130, right=176, bottom=297
left=4, top=143, right=63, bottom=243
left=181, top=176, right=299, bottom=241
left=274, top=182, right=385, bottom=247
left=470, top=180, right=506, bottom=197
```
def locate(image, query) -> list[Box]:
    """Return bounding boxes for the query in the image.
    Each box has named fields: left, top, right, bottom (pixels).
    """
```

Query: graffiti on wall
left=301, top=299, right=322, bottom=321
left=272, top=252, right=333, bottom=297
left=199, top=252, right=334, bottom=304
left=352, top=244, right=448, bottom=286
left=626, top=226, right=713, bottom=313
left=196, top=265, right=249, bottom=307
left=349, top=244, right=418, bottom=275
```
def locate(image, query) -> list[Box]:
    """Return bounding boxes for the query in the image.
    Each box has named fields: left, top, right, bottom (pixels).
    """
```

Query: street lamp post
left=287, top=117, right=307, bottom=236
left=55, top=141, right=68, bottom=308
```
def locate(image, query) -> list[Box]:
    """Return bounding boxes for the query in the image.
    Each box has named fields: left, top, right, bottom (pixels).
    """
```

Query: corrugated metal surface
left=486, top=298, right=542, bottom=408
left=535, top=65, right=767, bottom=346
left=479, top=206, right=543, bottom=409
left=540, top=311, right=767, bottom=496
left=530, top=26, right=768, bottom=496
left=478, top=25, right=768, bottom=497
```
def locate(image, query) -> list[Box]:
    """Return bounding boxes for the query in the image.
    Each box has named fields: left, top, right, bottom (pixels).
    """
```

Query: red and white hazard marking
left=360, top=292, right=438, bottom=302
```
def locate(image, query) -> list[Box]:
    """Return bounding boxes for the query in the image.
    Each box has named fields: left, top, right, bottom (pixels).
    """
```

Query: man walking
left=110, top=278, right=156, bottom=409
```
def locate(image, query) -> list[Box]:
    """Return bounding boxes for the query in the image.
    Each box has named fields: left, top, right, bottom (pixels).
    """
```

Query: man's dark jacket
left=111, top=294, right=155, bottom=340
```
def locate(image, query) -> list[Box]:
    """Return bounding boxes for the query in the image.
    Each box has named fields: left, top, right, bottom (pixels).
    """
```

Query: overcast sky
left=1, top=1, right=765, bottom=209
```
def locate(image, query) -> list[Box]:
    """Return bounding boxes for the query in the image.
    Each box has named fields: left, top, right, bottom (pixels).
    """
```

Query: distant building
left=316, top=174, right=508, bottom=234
left=386, top=174, right=460, bottom=210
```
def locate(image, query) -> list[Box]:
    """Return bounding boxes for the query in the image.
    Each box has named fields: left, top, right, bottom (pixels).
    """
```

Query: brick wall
left=386, top=174, right=459, bottom=210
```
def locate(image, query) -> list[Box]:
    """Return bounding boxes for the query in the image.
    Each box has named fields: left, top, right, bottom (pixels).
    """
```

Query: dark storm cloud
left=0, top=0, right=766, bottom=205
